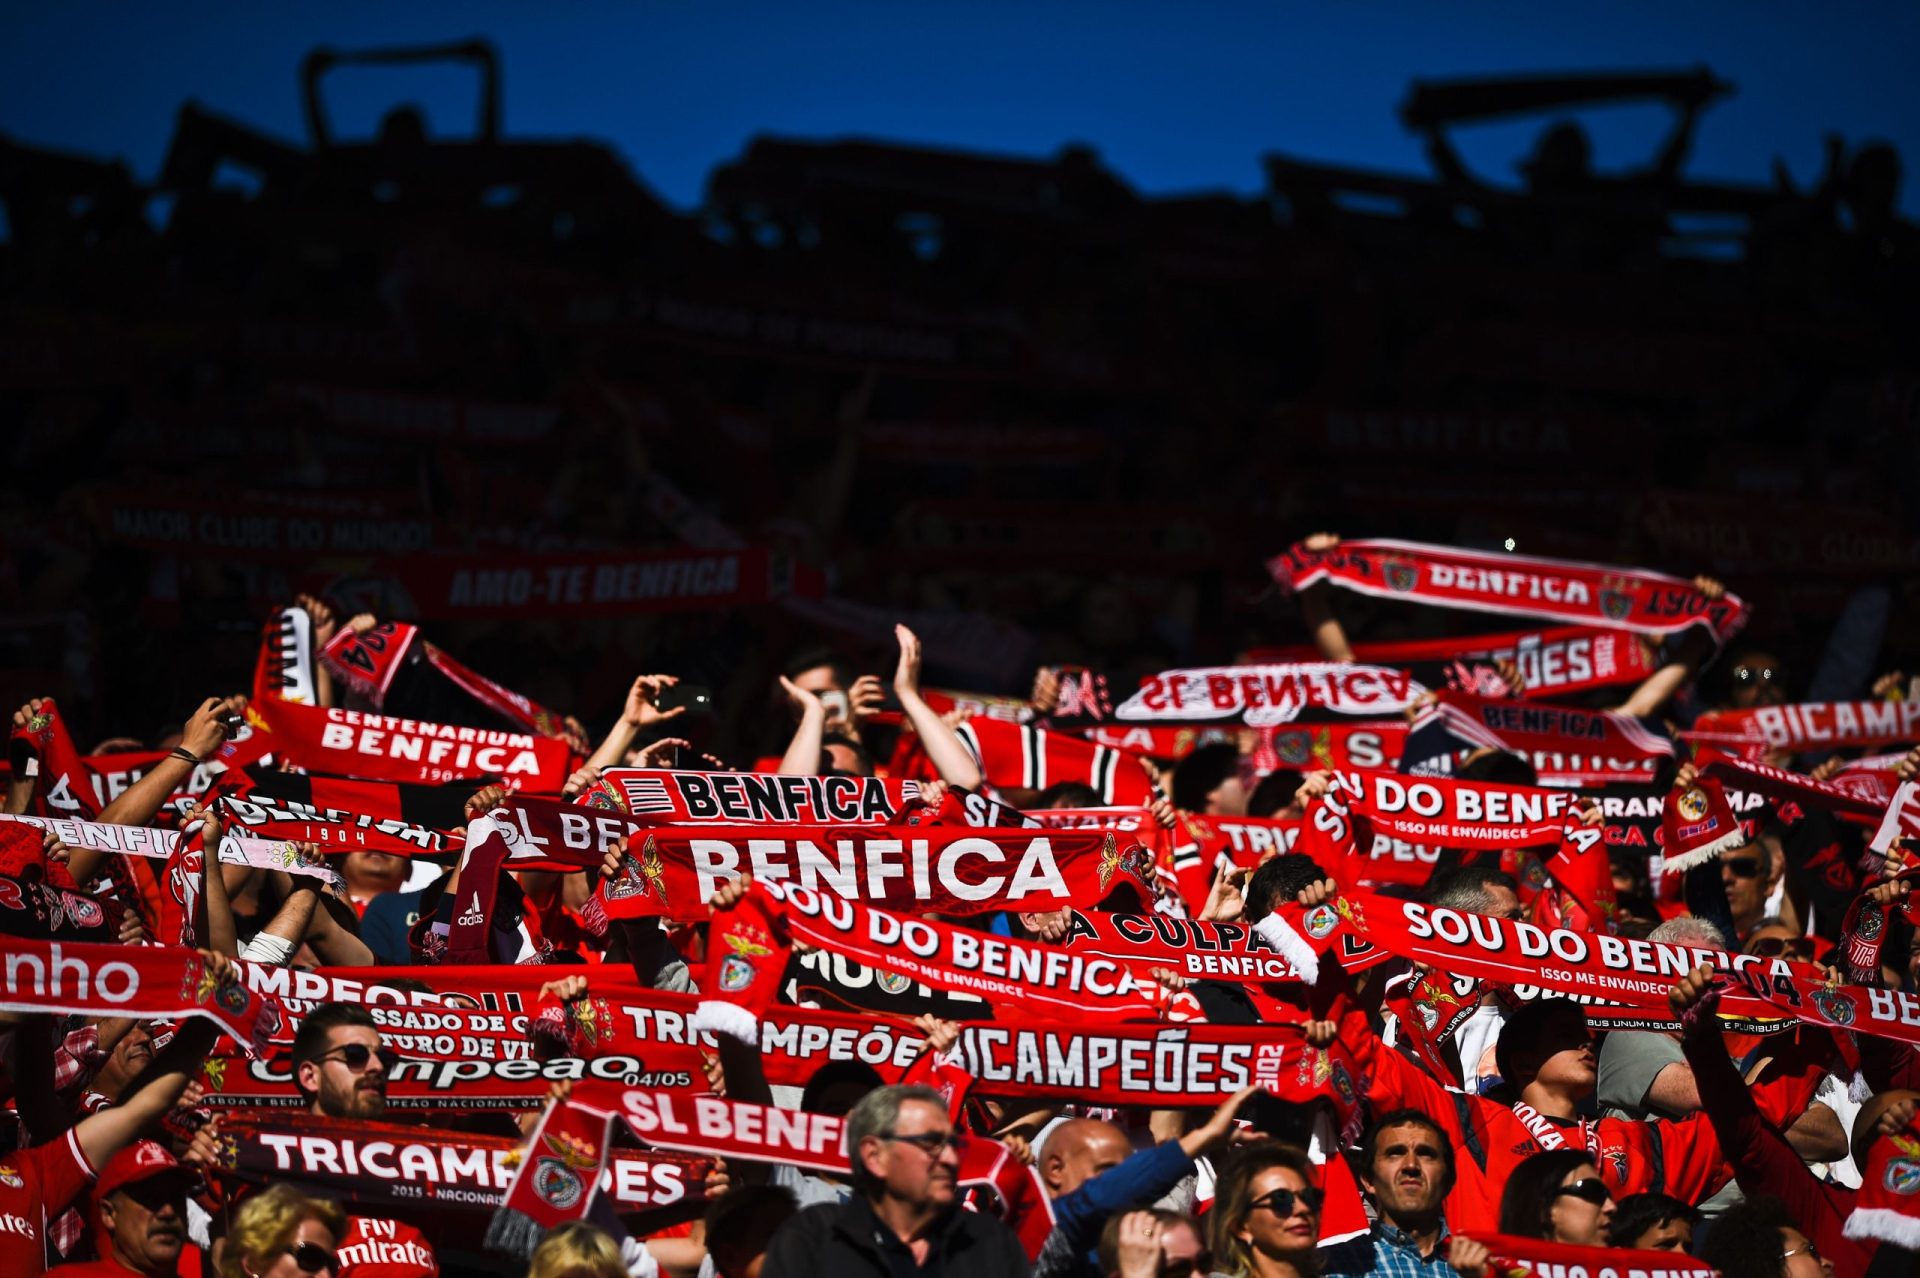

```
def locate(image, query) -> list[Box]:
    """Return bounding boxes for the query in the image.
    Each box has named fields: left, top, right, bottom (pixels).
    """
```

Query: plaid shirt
left=1323, top=1220, right=1455, bottom=1276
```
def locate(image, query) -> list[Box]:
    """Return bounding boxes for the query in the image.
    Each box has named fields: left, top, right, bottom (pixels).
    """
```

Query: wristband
left=169, top=747, right=202, bottom=767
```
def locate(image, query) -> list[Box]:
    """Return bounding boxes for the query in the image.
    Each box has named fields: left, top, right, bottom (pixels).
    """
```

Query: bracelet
left=169, top=747, right=202, bottom=766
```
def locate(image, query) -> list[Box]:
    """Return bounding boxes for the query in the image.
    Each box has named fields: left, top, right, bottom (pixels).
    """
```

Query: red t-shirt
left=336, top=1217, right=436, bottom=1278
left=48, top=1261, right=140, bottom=1277
left=0, top=1129, right=95, bottom=1275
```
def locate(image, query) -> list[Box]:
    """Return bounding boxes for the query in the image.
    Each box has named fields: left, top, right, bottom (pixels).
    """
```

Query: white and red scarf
left=949, top=717, right=1158, bottom=804
left=214, top=769, right=471, bottom=856
left=1401, top=690, right=1674, bottom=785
left=468, top=802, right=1157, bottom=921
left=1248, top=625, right=1656, bottom=698
left=1845, top=1113, right=1920, bottom=1249
left=1268, top=537, right=1750, bottom=646
left=1113, top=665, right=1425, bottom=726
left=1689, top=699, right=1920, bottom=754
left=584, top=768, right=922, bottom=824
left=206, top=1112, right=707, bottom=1217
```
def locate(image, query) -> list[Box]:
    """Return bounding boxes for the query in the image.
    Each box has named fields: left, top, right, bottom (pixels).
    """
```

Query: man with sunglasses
left=54, top=1141, right=201, bottom=1278
left=288, top=1005, right=435, bottom=1278
left=759, top=1083, right=1028, bottom=1277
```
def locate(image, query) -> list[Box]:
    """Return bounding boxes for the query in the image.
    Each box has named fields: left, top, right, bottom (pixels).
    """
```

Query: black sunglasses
left=881, top=1130, right=968, bottom=1156
left=321, top=1043, right=389, bottom=1072
left=1554, top=1177, right=1611, bottom=1206
left=1721, top=857, right=1764, bottom=880
left=1249, top=1186, right=1324, bottom=1218
left=1747, top=936, right=1811, bottom=959
left=288, top=1242, right=340, bottom=1275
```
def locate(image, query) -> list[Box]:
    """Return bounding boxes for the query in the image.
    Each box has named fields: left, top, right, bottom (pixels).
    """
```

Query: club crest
left=875, top=969, right=912, bottom=995
left=1887, top=1157, right=1920, bottom=1196
left=718, top=927, right=774, bottom=993
left=1382, top=559, right=1419, bottom=593
left=1809, top=986, right=1855, bottom=1027
left=1303, top=904, right=1338, bottom=940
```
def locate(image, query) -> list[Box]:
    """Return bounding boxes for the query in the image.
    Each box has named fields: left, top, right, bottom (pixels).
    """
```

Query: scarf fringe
left=689, top=998, right=760, bottom=1044
left=1844, top=1206, right=1920, bottom=1248
left=1657, top=828, right=1747, bottom=875
left=484, top=1205, right=547, bottom=1259
left=1253, top=912, right=1320, bottom=984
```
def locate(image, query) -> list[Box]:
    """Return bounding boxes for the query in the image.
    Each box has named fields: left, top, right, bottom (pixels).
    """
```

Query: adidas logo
left=456, top=893, right=485, bottom=927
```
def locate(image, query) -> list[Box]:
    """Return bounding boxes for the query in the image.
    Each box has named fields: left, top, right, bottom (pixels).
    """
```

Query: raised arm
left=1295, top=533, right=1356, bottom=663
left=891, top=624, right=983, bottom=791
left=586, top=675, right=687, bottom=773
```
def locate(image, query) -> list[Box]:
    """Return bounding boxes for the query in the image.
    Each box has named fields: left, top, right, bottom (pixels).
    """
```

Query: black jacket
left=760, top=1192, right=1031, bottom=1278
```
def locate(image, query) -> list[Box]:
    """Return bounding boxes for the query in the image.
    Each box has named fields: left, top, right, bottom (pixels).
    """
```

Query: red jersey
left=336, top=1217, right=436, bottom=1278
left=0, top=1129, right=95, bottom=1276
left=48, top=1261, right=142, bottom=1277
left=1349, top=1024, right=1822, bottom=1233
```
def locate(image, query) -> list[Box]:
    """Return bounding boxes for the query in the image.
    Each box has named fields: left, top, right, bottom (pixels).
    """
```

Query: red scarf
left=1700, top=750, right=1887, bottom=824
left=1845, top=1113, right=1920, bottom=1250
left=0, top=938, right=281, bottom=1053
left=1325, top=889, right=1798, bottom=1028
left=1450, top=1233, right=1719, bottom=1277
left=1690, top=699, right=1920, bottom=753
left=8, top=698, right=100, bottom=818
left=1249, top=624, right=1656, bottom=697
left=238, top=700, right=573, bottom=791
left=1317, top=770, right=1585, bottom=849
left=1249, top=721, right=1408, bottom=774
left=1293, top=772, right=1588, bottom=888
left=765, top=879, right=1177, bottom=1022
left=205, top=1113, right=706, bottom=1215
left=584, top=768, right=923, bottom=824
left=0, top=748, right=218, bottom=825
left=319, top=621, right=420, bottom=705
left=942, top=1020, right=1359, bottom=1116
left=1268, top=537, right=1750, bottom=646
left=1054, top=906, right=1390, bottom=985
left=581, top=819, right=1154, bottom=921
left=950, top=717, right=1158, bottom=804
left=1657, top=775, right=1748, bottom=873
left=1080, top=724, right=1241, bottom=761
left=1113, top=664, right=1425, bottom=726
left=491, top=1082, right=841, bottom=1251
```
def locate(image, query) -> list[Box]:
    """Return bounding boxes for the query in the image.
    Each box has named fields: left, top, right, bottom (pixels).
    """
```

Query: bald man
left=1033, top=1090, right=1253, bottom=1278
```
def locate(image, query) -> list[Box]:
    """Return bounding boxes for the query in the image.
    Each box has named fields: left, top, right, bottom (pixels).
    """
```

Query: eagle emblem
left=1383, top=559, right=1419, bottom=593
left=605, top=835, right=668, bottom=905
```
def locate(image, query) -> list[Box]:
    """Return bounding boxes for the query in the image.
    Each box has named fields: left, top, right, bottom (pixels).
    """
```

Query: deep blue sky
left=3, top=2, right=1915, bottom=213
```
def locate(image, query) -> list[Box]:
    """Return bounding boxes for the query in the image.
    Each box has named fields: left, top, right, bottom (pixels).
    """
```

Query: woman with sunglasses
left=219, top=1185, right=346, bottom=1278
left=1497, top=1150, right=1615, bottom=1247
left=1206, top=1143, right=1323, bottom=1278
